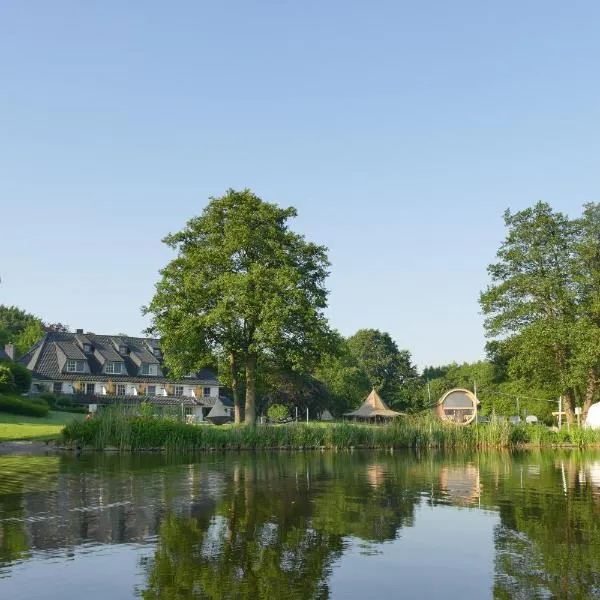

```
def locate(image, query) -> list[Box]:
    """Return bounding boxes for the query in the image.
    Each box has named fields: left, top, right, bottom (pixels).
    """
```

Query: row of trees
left=5, top=192, right=597, bottom=424
left=0, top=305, right=68, bottom=358
left=146, top=190, right=600, bottom=424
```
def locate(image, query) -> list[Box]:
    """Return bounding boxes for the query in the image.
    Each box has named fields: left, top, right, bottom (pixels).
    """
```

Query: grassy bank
left=62, top=411, right=600, bottom=451
left=0, top=411, right=84, bottom=441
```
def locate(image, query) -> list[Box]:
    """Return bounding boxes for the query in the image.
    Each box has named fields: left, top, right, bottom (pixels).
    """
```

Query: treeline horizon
left=3, top=193, right=600, bottom=425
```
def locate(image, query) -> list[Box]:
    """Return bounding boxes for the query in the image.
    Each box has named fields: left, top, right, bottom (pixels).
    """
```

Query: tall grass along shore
left=61, top=410, right=600, bottom=452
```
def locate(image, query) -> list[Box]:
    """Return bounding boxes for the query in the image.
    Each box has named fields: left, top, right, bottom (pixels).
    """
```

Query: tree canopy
left=0, top=305, right=66, bottom=358
left=346, top=329, right=418, bottom=410
left=144, top=189, right=334, bottom=424
left=480, top=201, right=600, bottom=421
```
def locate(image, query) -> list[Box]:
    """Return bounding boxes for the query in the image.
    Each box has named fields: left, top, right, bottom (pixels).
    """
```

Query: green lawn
left=0, top=411, right=84, bottom=441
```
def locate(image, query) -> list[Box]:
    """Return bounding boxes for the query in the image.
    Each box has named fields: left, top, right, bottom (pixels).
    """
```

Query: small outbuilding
left=345, top=388, right=404, bottom=421
left=435, top=388, right=478, bottom=425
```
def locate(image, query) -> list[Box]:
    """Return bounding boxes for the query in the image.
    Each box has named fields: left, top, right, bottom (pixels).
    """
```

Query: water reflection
left=0, top=451, right=600, bottom=598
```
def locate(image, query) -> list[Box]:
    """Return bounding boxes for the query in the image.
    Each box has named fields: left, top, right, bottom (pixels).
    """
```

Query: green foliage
left=61, top=409, right=600, bottom=451
left=0, top=364, right=16, bottom=393
left=0, top=305, right=46, bottom=358
left=346, top=329, right=418, bottom=410
left=0, top=394, right=50, bottom=417
left=38, top=394, right=87, bottom=414
left=15, top=321, right=45, bottom=357
left=314, top=333, right=371, bottom=415
left=480, top=202, right=600, bottom=421
left=7, top=362, right=32, bottom=394
left=267, top=403, right=289, bottom=421
left=144, top=189, right=334, bottom=425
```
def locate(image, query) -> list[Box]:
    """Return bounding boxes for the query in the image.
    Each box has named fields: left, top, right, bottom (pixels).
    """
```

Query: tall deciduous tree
left=144, top=189, right=332, bottom=424
left=346, top=329, right=418, bottom=409
left=480, top=202, right=600, bottom=422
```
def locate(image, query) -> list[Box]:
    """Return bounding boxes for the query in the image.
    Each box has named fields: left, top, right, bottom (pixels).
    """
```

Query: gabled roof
left=20, top=331, right=222, bottom=386
left=345, top=389, right=404, bottom=419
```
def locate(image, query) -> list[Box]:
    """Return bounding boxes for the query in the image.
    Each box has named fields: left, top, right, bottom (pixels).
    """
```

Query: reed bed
left=61, top=409, right=600, bottom=452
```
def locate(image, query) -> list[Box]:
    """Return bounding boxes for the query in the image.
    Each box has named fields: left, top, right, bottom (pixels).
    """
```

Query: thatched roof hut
left=206, top=398, right=232, bottom=425
left=345, top=389, right=404, bottom=420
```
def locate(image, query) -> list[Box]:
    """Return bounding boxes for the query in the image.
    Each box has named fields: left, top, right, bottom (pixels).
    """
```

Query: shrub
left=8, top=363, right=32, bottom=394
left=267, top=404, right=290, bottom=422
left=0, top=364, right=16, bottom=393
left=36, top=394, right=87, bottom=413
left=0, top=394, right=50, bottom=417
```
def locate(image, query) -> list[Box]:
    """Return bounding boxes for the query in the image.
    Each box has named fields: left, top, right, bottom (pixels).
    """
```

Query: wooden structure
left=435, top=388, right=478, bottom=425
left=345, top=388, right=404, bottom=421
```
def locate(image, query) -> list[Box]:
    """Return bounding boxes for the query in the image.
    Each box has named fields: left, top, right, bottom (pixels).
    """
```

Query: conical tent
left=345, top=389, right=404, bottom=420
left=206, top=398, right=232, bottom=425
left=320, top=409, right=334, bottom=421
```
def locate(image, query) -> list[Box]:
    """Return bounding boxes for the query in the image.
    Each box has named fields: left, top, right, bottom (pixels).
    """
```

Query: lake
left=0, top=450, right=599, bottom=599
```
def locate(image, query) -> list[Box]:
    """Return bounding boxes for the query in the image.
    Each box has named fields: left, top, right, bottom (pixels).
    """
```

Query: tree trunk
left=583, top=368, right=597, bottom=422
left=244, top=354, right=256, bottom=425
left=230, top=353, right=242, bottom=424
left=564, top=388, right=575, bottom=424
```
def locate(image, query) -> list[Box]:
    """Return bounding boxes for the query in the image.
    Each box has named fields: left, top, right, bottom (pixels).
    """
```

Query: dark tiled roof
left=21, top=331, right=222, bottom=386
left=70, top=394, right=232, bottom=407
left=56, top=342, right=87, bottom=360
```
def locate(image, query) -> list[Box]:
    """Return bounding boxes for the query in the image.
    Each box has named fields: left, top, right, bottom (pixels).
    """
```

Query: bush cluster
left=0, top=394, right=50, bottom=417
left=38, top=393, right=87, bottom=414
left=0, top=362, right=32, bottom=394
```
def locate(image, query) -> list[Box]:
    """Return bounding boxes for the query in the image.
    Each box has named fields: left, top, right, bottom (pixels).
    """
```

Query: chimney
left=76, top=329, right=83, bottom=334
left=4, top=344, right=15, bottom=360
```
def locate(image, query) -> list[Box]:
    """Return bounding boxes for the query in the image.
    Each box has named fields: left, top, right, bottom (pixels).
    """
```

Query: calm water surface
left=0, top=450, right=599, bottom=599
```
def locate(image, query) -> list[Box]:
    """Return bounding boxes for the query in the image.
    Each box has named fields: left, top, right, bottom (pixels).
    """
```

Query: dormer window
left=106, top=361, right=123, bottom=374
left=66, top=360, right=85, bottom=373
left=83, top=343, right=92, bottom=353
left=119, top=345, right=128, bottom=355
left=152, top=347, right=161, bottom=357
left=141, top=363, right=158, bottom=376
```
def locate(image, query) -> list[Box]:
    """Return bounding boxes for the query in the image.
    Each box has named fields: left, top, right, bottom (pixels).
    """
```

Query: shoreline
left=4, top=439, right=600, bottom=456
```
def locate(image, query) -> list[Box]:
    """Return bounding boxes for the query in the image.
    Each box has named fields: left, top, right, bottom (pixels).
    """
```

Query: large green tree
left=144, top=189, right=333, bottom=424
left=480, top=202, right=600, bottom=422
left=346, top=329, right=418, bottom=410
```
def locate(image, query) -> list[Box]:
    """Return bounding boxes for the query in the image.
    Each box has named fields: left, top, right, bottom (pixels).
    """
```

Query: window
left=83, top=343, right=92, bottom=353
left=174, top=386, right=184, bottom=397
left=66, top=360, right=85, bottom=373
left=85, top=383, right=95, bottom=395
left=53, top=382, right=62, bottom=395
left=106, top=362, right=123, bottom=374
left=153, top=347, right=161, bottom=357
left=142, top=363, right=159, bottom=376
left=203, top=387, right=211, bottom=397
left=116, top=384, right=126, bottom=396
left=147, top=385, right=156, bottom=396
left=119, top=345, right=128, bottom=355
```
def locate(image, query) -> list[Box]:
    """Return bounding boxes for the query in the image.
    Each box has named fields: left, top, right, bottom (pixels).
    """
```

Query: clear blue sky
left=1, top=1, right=599, bottom=368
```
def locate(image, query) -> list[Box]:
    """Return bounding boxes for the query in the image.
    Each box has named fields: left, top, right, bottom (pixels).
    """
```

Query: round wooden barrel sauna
left=435, top=388, right=478, bottom=425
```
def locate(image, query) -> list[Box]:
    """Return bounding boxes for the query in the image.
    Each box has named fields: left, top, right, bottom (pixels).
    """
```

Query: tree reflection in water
left=2, top=452, right=600, bottom=598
